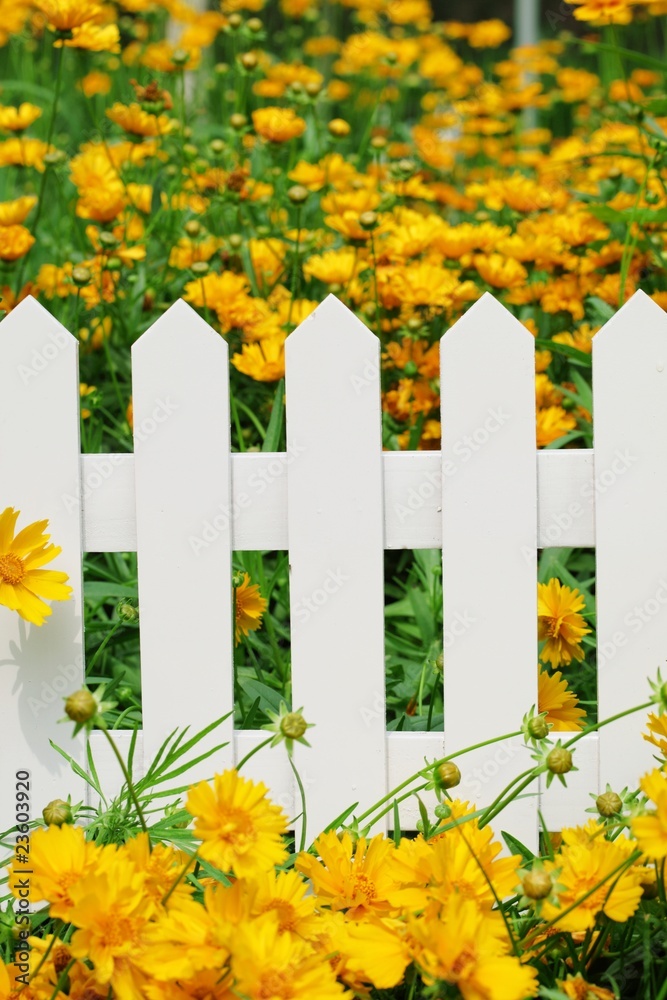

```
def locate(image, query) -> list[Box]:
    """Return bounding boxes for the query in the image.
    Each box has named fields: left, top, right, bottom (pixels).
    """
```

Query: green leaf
left=588, top=205, right=667, bottom=225
left=323, top=801, right=359, bottom=833
left=262, top=379, right=285, bottom=452
left=501, top=831, right=535, bottom=863
left=392, top=801, right=401, bottom=846
left=534, top=338, right=591, bottom=368
left=84, top=582, right=139, bottom=601
left=241, top=678, right=284, bottom=714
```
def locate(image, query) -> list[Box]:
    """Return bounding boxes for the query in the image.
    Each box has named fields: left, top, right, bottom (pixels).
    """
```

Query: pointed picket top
left=440, top=295, right=538, bottom=850
left=286, top=293, right=379, bottom=353
left=0, top=295, right=85, bottom=831
left=286, top=292, right=386, bottom=843
left=593, top=289, right=667, bottom=792
left=131, top=297, right=234, bottom=784
left=441, top=291, right=535, bottom=351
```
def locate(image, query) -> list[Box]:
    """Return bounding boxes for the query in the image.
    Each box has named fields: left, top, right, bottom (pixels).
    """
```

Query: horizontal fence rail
left=2, top=290, right=666, bottom=850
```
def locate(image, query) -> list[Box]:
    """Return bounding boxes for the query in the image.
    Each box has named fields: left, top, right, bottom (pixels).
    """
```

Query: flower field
left=3, top=0, right=667, bottom=996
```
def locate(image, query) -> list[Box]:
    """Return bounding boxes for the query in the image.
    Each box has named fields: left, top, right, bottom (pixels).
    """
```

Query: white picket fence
left=1, top=290, right=666, bottom=851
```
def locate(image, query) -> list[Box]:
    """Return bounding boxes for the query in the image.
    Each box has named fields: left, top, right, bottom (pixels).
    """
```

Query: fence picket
left=440, top=293, right=538, bottom=850
left=0, top=297, right=84, bottom=833
left=285, top=295, right=386, bottom=841
left=593, top=290, right=667, bottom=793
left=131, top=300, right=234, bottom=785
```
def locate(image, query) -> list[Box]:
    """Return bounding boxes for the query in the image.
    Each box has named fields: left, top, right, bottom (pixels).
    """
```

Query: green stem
left=289, top=754, right=308, bottom=853
left=236, top=734, right=274, bottom=771
left=87, top=618, right=126, bottom=676
left=162, top=848, right=199, bottom=905
left=100, top=726, right=149, bottom=835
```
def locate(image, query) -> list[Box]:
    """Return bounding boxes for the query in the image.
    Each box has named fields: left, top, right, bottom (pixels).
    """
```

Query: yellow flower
left=234, top=571, right=268, bottom=644
left=232, top=913, right=346, bottom=1000
left=467, top=18, right=512, bottom=48
left=0, top=225, right=35, bottom=261
left=631, top=768, right=667, bottom=858
left=538, top=578, right=591, bottom=668
left=536, top=405, right=577, bottom=448
left=9, top=823, right=107, bottom=919
left=410, top=895, right=538, bottom=999
left=538, top=667, right=586, bottom=730
left=557, top=975, right=616, bottom=999
left=247, top=869, right=319, bottom=938
left=78, top=70, right=112, bottom=97
left=644, top=712, right=667, bottom=758
left=0, top=138, right=49, bottom=170
left=473, top=253, right=528, bottom=289
left=231, top=335, right=286, bottom=382
left=303, top=248, right=363, bottom=285
left=0, top=102, right=41, bottom=132
left=571, top=0, right=634, bottom=23
left=296, top=830, right=398, bottom=919
left=106, top=102, right=175, bottom=137
left=186, top=769, right=288, bottom=875
left=0, top=508, right=72, bottom=626
left=543, top=834, right=643, bottom=930
left=252, top=107, right=307, bottom=143
left=0, top=195, right=37, bottom=225
left=34, top=0, right=104, bottom=30
left=59, top=22, right=120, bottom=52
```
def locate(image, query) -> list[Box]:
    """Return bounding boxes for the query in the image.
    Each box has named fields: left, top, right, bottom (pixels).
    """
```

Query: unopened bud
left=64, top=689, right=97, bottom=724
left=528, top=715, right=549, bottom=740
left=184, top=220, right=201, bottom=238
left=305, top=81, right=322, bottom=97
left=171, top=48, right=189, bottom=66
left=247, top=17, right=262, bottom=31
left=596, top=791, right=623, bottom=817
left=328, top=118, right=350, bottom=138
left=43, top=150, right=67, bottom=167
left=229, top=233, right=243, bottom=249
left=240, top=52, right=258, bottom=71
left=209, top=138, right=225, bottom=155
left=228, top=12, right=243, bottom=28
left=434, top=761, right=461, bottom=790
left=288, top=184, right=309, bottom=205
left=71, top=265, right=92, bottom=286
left=99, top=231, right=119, bottom=248
left=522, top=869, right=552, bottom=900
left=546, top=746, right=573, bottom=775
left=191, top=261, right=209, bottom=276
left=117, top=600, right=139, bottom=623
left=42, top=798, right=73, bottom=827
left=230, top=113, right=247, bottom=130
left=280, top=712, right=308, bottom=740
left=370, top=135, right=387, bottom=150
left=359, top=211, right=377, bottom=231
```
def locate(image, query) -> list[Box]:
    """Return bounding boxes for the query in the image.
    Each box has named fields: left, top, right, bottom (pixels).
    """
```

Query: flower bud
left=247, top=17, right=262, bottom=31
left=229, top=233, right=243, bottom=249
left=280, top=712, right=308, bottom=740
left=434, top=802, right=451, bottom=820
left=71, top=265, right=92, bottom=287
left=240, top=51, right=258, bottom=71
left=42, top=798, right=73, bottom=827
left=43, top=150, right=67, bottom=167
left=171, top=48, right=189, bottom=66
left=228, top=12, right=243, bottom=28
left=546, top=746, right=573, bottom=775
left=288, top=184, right=309, bottom=205
left=64, top=689, right=97, bottom=724
left=359, top=210, right=378, bottom=231
left=328, top=118, right=350, bottom=138
left=105, top=256, right=122, bottom=272
left=403, top=360, right=418, bottom=378
left=53, top=945, right=72, bottom=976
left=434, top=652, right=444, bottom=673
left=99, top=231, right=119, bottom=248
left=191, top=261, right=209, bottom=276
left=641, top=874, right=658, bottom=899
left=434, top=761, right=461, bottom=790
left=596, top=791, right=623, bottom=817
left=230, top=113, right=247, bottom=130
left=305, top=81, right=322, bottom=97
left=528, top=715, right=549, bottom=740
left=117, top=600, right=139, bottom=623
left=209, top=138, right=226, bottom=155
left=522, top=868, right=552, bottom=900
left=370, top=135, right=387, bottom=150
left=184, top=220, right=201, bottom=238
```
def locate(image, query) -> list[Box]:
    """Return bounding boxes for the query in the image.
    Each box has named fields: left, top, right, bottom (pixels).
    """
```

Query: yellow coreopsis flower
left=231, top=335, right=286, bottom=383
left=0, top=195, right=37, bottom=225
left=232, top=913, right=346, bottom=1000
left=571, top=0, right=634, bottom=23
left=631, top=768, right=667, bottom=858
left=538, top=667, right=586, bottom=731
left=0, top=102, right=41, bottom=132
left=234, top=571, right=268, bottom=643
left=106, top=102, right=175, bottom=137
left=0, top=508, right=72, bottom=626
left=296, top=830, right=398, bottom=920
left=644, top=711, right=667, bottom=758
left=410, top=895, right=539, bottom=999
left=0, top=225, right=35, bottom=261
left=186, top=769, right=288, bottom=875
left=34, top=0, right=104, bottom=31
left=538, top=578, right=591, bottom=667
left=252, top=107, right=307, bottom=143
left=542, top=834, right=643, bottom=931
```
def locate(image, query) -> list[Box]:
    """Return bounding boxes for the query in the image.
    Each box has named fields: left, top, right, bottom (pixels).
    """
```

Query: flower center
left=0, top=553, right=25, bottom=586
left=258, top=970, right=294, bottom=999
left=351, top=872, right=376, bottom=904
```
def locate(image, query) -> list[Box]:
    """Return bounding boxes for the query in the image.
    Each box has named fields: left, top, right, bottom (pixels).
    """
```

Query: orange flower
left=34, top=0, right=104, bottom=31
left=252, top=107, right=307, bottom=143
left=106, top=102, right=175, bottom=137
left=0, top=196, right=37, bottom=226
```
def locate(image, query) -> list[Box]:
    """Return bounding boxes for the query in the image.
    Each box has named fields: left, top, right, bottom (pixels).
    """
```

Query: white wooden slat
left=441, top=293, right=538, bottom=850
left=593, top=290, right=667, bottom=793
left=132, top=300, right=234, bottom=783
left=0, top=297, right=85, bottom=832
left=286, top=295, right=386, bottom=843
left=80, top=449, right=597, bottom=553
left=88, top=728, right=601, bottom=832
